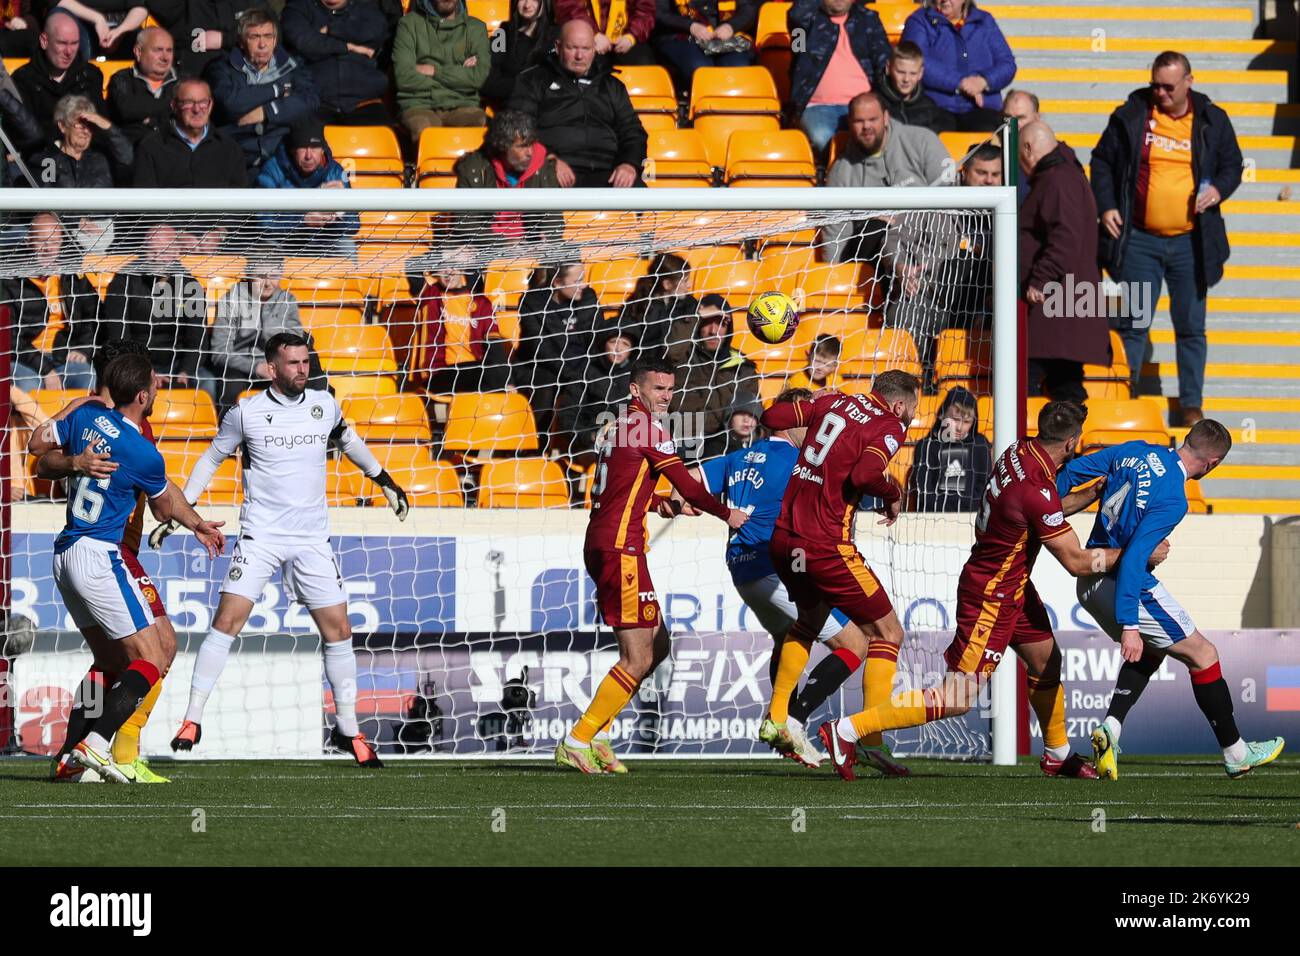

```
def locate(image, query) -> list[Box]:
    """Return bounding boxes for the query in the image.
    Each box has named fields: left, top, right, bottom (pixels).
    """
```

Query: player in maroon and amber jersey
left=557, top=358, right=749, bottom=774
left=756, top=370, right=920, bottom=766
left=819, top=401, right=1167, bottom=781
left=30, top=341, right=176, bottom=783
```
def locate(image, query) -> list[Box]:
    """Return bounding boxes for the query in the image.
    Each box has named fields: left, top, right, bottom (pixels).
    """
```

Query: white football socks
left=1104, top=716, right=1122, bottom=744
left=1223, top=739, right=1247, bottom=764
left=1045, top=743, right=1071, bottom=761
left=836, top=716, right=858, bottom=743
left=184, top=629, right=236, bottom=723
left=323, top=640, right=359, bottom=737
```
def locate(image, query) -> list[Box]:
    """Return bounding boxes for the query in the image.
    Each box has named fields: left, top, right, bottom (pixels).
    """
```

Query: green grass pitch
left=2, top=756, right=1296, bottom=866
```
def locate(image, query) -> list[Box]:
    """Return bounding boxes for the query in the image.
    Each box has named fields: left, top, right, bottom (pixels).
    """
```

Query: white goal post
left=1, top=184, right=1021, bottom=764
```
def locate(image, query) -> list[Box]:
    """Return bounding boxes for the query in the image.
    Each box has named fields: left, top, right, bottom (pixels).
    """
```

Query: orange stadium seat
left=478, top=458, right=569, bottom=508
left=158, top=442, right=241, bottom=505
left=1082, top=379, right=1132, bottom=400
left=645, top=129, right=713, bottom=187
left=328, top=375, right=398, bottom=402
left=485, top=259, right=538, bottom=309
left=690, top=257, right=758, bottom=303
left=357, top=210, right=432, bottom=243
left=616, top=65, right=678, bottom=126
left=734, top=325, right=815, bottom=377
left=934, top=328, right=992, bottom=390
left=1024, top=396, right=1050, bottom=436
left=26, top=389, right=85, bottom=422
left=724, top=129, right=815, bottom=185
left=840, top=328, right=921, bottom=378
left=326, top=456, right=366, bottom=505
left=758, top=376, right=787, bottom=407
left=417, top=126, right=487, bottom=186
left=1186, top=479, right=1211, bottom=515
left=907, top=393, right=945, bottom=441
left=875, top=1, right=915, bottom=43
left=3, top=58, right=28, bottom=78
left=690, top=66, right=780, bottom=119
left=694, top=112, right=780, bottom=168
left=940, top=130, right=1000, bottom=163
left=150, top=389, right=218, bottom=440
left=365, top=445, right=464, bottom=506
left=1080, top=399, right=1170, bottom=450
left=798, top=262, right=874, bottom=311
left=342, top=394, right=432, bottom=442
left=1083, top=329, right=1131, bottom=383
left=442, top=391, right=539, bottom=454
left=563, top=210, right=643, bottom=244
left=755, top=2, right=792, bottom=103
left=298, top=307, right=365, bottom=331
left=324, top=125, right=405, bottom=182
left=97, top=60, right=132, bottom=95
left=466, top=0, right=509, bottom=31
left=313, top=323, right=398, bottom=374
left=586, top=258, right=650, bottom=307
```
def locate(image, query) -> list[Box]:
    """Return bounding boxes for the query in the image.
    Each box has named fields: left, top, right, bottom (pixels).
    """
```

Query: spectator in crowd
left=100, top=223, right=207, bottom=387
left=209, top=8, right=320, bottom=174
left=256, top=115, right=360, bottom=260
left=392, top=0, right=490, bottom=140
left=722, top=407, right=758, bottom=454
left=510, top=20, right=647, bottom=187
left=29, top=95, right=132, bottom=253
left=454, top=109, right=562, bottom=244
left=511, top=260, right=601, bottom=435
left=2, top=212, right=99, bottom=393
left=556, top=0, right=655, bottom=67
left=552, top=326, right=635, bottom=466
left=961, top=139, right=1001, bottom=184
left=876, top=40, right=951, bottom=133
left=149, top=0, right=273, bottom=75
left=822, top=92, right=950, bottom=263
left=786, top=334, right=843, bottom=391
left=0, top=61, right=45, bottom=186
left=282, top=0, right=392, bottom=126
left=907, top=385, right=991, bottom=512
left=1, top=0, right=38, bottom=56
left=12, top=11, right=105, bottom=142
left=901, top=0, right=1015, bottom=133
left=652, top=0, right=757, bottom=90
left=1091, top=51, right=1241, bottom=425
left=615, top=251, right=696, bottom=358
left=107, top=27, right=179, bottom=145
left=666, top=294, right=760, bottom=461
left=788, top=0, right=890, bottom=155
left=483, top=0, right=555, bottom=108
left=199, top=256, right=326, bottom=411
left=409, top=269, right=509, bottom=393
left=133, top=77, right=249, bottom=190
left=1019, top=120, right=1109, bottom=403
left=48, top=0, right=148, bottom=59
left=1002, top=88, right=1039, bottom=129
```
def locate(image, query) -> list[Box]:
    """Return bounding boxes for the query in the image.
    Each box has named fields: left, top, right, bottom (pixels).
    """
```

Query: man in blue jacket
left=1090, top=51, right=1243, bottom=427
left=255, top=115, right=360, bottom=259
left=207, top=8, right=321, bottom=174
left=1057, top=420, right=1284, bottom=780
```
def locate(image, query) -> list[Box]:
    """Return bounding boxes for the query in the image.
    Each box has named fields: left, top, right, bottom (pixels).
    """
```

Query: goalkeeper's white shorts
left=54, top=537, right=157, bottom=640
left=221, top=536, right=347, bottom=610
left=735, top=573, right=847, bottom=643
left=1077, top=574, right=1197, bottom=649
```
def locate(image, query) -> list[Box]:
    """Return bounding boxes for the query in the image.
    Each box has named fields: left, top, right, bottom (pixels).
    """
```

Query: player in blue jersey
left=41, top=354, right=226, bottom=783
left=694, top=388, right=909, bottom=776
left=1058, top=419, right=1284, bottom=779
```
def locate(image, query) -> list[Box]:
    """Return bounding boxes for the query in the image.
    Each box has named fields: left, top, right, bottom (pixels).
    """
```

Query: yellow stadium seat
left=1024, top=396, right=1049, bottom=436
left=357, top=210, right=431, bottom=243
left=616, top=65, right=678, bottom=125
left=724, top=129, right=815, bottom=185
left=467, top=0, right=509, bottom=30
left=442, top=391, right=539, bottom=453
left=586, top=258, right=650, bottom=307
left=840, top=328, right=921, bottom=378
left=281, top=260, right=366, bottom=305
left=158, top=442, right=241, bottom=505
left=151, top=389, right=219, bottom=440
left=755, top=2, right=791, bottom=102
left=26, top=389, right=87, bottom=423
left=417, top=126, right=487, bottom=185
left=689, top=66, right=780, bottom=119
left=563, top=210, right=643, bottom=244
left=797, top=262, right=874, bottom=311
left=3, top=58, right=28, bottom=78
left=342, top=394, right=432, bottom=442
left=934, top=328, right=992, bottom=389
left=365, top=447, right=464, bottom=507
left=728, top=178, right=813, bottom=189
left=348, top=172, right=406, bottom=189
left=326, top=456, right=366, bottom=505
left=324, top=125, right=405, bottom=183
left=940, top=130, right=1000, bottom=163
left=328, top=376, right=399, bottom=402
left=1080, top=399, right=1170, bottom=450
left=478, top=458, right=569, bottom=508
left=314, top=323, right=398, bottom=374
left=1186, top=479, right=1211, bottom=515
left=888, top=442, right=915, bottom=491
left=298, top=307, right=365, bottom=331
left=645, top=129, right=713, bottom=186
left=97, top=60, right=133, bottom=96
left=1082, top=379, right=1131, bottom=400
left=485, top=259, right=538, bottom=310
left=673, top=245, right=744, bottom=271
left=875, top=1, right=915, bottom=43
left=1083, top=329, right=1131, bottom=382
left=691, top=258, right=758, bottom=303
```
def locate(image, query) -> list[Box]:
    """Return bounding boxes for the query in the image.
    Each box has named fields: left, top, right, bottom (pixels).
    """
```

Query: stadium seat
left=485, top=259, right=538, bottom=310
left=734, top=325, right=815, bottom=376
left=1080, top=399, right=1170, bottom=450
left=1025, top=396, right=1049, bottom=436
left=26, top=389, right=85, bottom=422
left=364, top=445, right=464, bottom=506
left=98, top=60, right=133, bottom=96
left=313, top=323, right=398, bottom=374
left=586, top=258, right=650, bottom=307
left=416, top=126, right=487, bottom=186
left=324, top=125, right=405, bottom=183
left=466, top=0, right=509, bottom=31
left=478, top=457, right=569, bottom=508
left=689, top=66, right=780, bottom=120
left=158, top=442, right=241, bottom=505
left=1186, top=479, right=1211, bottom=515
left=839, top=328, right=922, bottom=378
left=756, top=245, right=816, bottom=285
left=645, top=129, right=713, bottom=187
left=442, top=391, right=539, bottom=454
left=615, top=65, right=678, bottom=127
left=326, top=456, right=366, bottom=505
left=2, top=58, right=28, bottom=79
left=282, top=262, right=366, bottom=307
left=934, top=328, right=992, bottom=390
left=940, top=131, right=1000, bottom=163
left=798, top=262, right=875, bottom=311
left=907, top=394, right=946, bottom=441
left=357, top=210, right=432, bottom=243
left=563, top=210, right=643, bottom=245
left=342, top=394, right=432, bottom=442
left=888, top=441, right=915, bottom=491
left=724, top=130, right=815, bottom=185
left=299, top=307, right=366, bottom=332
left=1082, top=379, right=1131, bottom=400
left=1083, top=329, right=1131, bottom=383
left=150, top=389, right=219, bottom=440
left=875, top=1, right=914, bottom=43
left=758, top=376, right=786, bottom=407
left=755, top=2, right=792, bottom=103
left=328, top=376, right=398, bottom=402
left=694, top=111, right=781, bottom=170
left=690, top=257, right=758, bottom=303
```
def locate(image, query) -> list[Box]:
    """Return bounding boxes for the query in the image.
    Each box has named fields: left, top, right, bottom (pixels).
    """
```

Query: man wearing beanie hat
left=255, top=114, right=360, bottom=259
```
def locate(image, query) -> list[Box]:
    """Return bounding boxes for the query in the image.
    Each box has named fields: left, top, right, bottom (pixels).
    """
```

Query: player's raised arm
left=646, top=444, right=743, bottom=527
left=329, top=412, right=410, bottom=520
left=1056, top=443, right=1121, bottom=498
left=150, top=404, right=247, bottom=548
left=759, top=398, right=815, bottom=432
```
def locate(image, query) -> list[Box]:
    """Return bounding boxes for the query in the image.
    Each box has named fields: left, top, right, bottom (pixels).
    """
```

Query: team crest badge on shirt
left=311, top=405, right=323, bottom=420
left=642, top=605, right=657, bottom=622
left=230, top=567, right=243, bottom=580
left=141, top=585, right=158, bottom=604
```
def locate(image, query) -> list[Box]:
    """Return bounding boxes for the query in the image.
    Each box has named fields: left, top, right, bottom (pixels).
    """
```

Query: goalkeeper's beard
left=274, top=372, right=309, bottom=399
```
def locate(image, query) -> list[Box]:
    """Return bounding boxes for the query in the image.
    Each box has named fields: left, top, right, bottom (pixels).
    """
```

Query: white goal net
left=0, top=187, right=1020, bottom=761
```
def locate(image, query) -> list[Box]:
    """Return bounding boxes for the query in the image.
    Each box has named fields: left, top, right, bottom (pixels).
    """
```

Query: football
left=747, top=290, right=800, bottom=344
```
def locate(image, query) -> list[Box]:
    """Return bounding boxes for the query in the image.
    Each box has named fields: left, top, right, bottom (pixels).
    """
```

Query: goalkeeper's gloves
left=149, top=518, right=179, bottom=550
left=374, top=469, right=410, bottom=520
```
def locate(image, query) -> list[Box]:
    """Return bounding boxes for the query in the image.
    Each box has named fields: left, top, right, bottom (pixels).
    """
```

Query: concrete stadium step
left=1200, top=264, right=1300, bottom=298
left=1220, top=202, right=1300, bottom=232
left=1196, top=498, right=1300, bottom=513
left=1009, top=37, right=1296, bottom=72
left=983, top=4, right=1259, bottom=40
left=1017, top=69, right=1290, bottom=104
left=1199, top=477, right=1300, bottom=503
left=1047, top=101, right=1300, bottom=137
left=1150, top=298, right=1300, bottom=332
left=1065, top=133, right=1299, bottom=169
left=1230, top=184, right=1300, bottom=201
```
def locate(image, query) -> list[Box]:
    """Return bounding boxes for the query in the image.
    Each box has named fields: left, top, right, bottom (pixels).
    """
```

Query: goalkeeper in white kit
left=155, top=333, right=410, bottom=767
